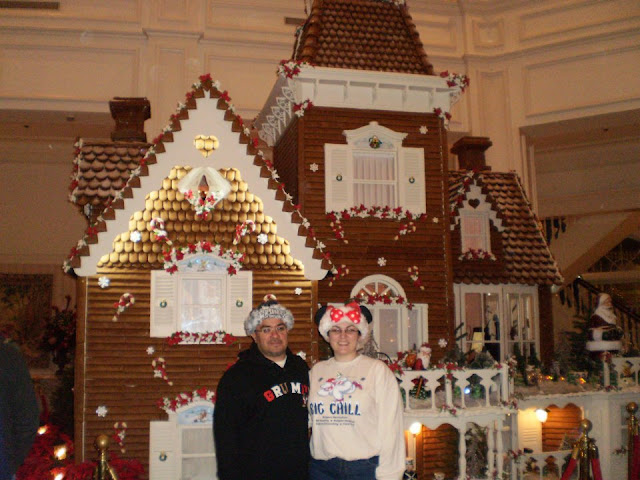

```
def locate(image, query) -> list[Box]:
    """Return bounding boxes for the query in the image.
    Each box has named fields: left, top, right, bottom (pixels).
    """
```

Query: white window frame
left=150, top=401, right=216, bottom=480
left=150, top=256, right=252, bottom=338
left=351, top=275, right=428, bottom=357
left=325, top=121, right=426, bottom=213
left=454, top=284, right=539, bottom=363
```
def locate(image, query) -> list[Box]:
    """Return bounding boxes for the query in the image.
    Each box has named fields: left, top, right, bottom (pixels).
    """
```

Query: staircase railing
left=557, top=276, right=640, bottom=350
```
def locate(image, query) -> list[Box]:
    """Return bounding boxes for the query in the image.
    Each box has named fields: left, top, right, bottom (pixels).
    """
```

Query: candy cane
left=112, top=293, right=135, bottom=321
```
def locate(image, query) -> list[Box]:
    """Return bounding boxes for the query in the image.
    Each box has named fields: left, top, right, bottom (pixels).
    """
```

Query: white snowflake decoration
left=130, top=230, right=142, bottom=243
left=310, top=163, right=319, bottom=172
left=257, top=233, right=268, bottom=245
left=419, top=125, right=428, bottom=134
left=297, top=351, right=307, bottom=361
left=294, top=287, right=302, bottom=295
left=432, top=217, right=439, bottom=223
left=438, top=338, right=448, bottom=348
left=96, top=405, right=108, bottom=417
left=98, top=276, right=110, bottom=289
left=377, top=257, right=387, bottom=267
left=146, top=346, right=155, bottom=355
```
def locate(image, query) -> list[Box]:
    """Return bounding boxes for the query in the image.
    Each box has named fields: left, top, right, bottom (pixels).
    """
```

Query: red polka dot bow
left=328, top=302, right=361, bottom=324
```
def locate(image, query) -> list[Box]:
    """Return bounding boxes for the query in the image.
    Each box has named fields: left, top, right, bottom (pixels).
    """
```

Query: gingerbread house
left=63, top=1, right=583, bottom=478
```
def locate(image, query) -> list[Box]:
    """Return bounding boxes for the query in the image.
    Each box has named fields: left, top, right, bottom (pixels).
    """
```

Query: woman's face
left=327, top=322, right=360, bottom=360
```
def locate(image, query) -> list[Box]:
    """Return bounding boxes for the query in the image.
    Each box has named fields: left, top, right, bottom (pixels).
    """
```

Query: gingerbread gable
left=449, top=170, right=563, bottom=286
left=65, top=77, right=330, bottom=280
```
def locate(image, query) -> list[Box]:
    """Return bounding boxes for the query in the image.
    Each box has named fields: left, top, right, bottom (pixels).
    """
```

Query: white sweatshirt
left=309, top=355, right=405, bottom=480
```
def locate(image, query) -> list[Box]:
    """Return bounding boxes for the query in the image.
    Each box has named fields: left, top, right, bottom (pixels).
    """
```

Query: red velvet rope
left=631, top=434, right=640, bottom=480
left=560, top=458, right=577, bottom=480
left=591, top=457, right=603, bottom=480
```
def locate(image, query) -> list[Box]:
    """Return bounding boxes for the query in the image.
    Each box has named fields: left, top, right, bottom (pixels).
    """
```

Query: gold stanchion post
left=627, top=402, right=638, bottom=480
left=577, top=419, right=592, bottom=480
left=93, top=434, right=119, bottom=480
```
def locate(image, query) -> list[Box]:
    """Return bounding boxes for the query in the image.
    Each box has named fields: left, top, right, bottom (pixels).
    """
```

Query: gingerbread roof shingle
left=98, top=166, right=300, bottom=270
left=449, top=171, right=563, bottom=286
left=293, top=0, right=433, bottom=75
left=69, top=141, right=149, bottom=209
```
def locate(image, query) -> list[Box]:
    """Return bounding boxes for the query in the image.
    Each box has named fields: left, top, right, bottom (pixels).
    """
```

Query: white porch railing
left=399, top=366, right=512, bottom=413
left=399, top=366, right=513, bottom=480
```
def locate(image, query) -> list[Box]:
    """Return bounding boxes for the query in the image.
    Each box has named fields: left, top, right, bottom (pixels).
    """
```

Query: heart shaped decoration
left=468, top=199, right=480, bottom=209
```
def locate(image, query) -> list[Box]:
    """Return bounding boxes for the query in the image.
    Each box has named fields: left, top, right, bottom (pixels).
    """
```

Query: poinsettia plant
left=16, top=424, right=144, bottom=480
left=42, top=296, right=76, bottom=373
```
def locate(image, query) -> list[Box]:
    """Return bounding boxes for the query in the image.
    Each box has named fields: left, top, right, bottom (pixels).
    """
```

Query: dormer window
left=460, top=211, right=490, bottom=252
left=325, top=122, right=425, bottom=213
left=451, top=182, right=503, bottom=256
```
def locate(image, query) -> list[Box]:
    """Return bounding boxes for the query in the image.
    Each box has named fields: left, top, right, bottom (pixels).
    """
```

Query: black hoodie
left=213, top=343, right=310, bottom=480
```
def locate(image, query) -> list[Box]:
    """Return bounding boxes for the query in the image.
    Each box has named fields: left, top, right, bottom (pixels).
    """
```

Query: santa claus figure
left=586, top=293, right=624, bottom=353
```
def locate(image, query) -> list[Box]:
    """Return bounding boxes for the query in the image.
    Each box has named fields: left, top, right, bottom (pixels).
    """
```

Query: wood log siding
left=418, top=424, right=460, bottom=479
left=288, top=107, right=455, bottom=356
left=75, top=267, right=315, bottom=470
left=541, top=404, right=582, bottom=452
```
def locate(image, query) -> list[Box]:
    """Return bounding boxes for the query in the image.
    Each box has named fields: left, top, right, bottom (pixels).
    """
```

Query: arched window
left=351, top=275, right=427, bottom=357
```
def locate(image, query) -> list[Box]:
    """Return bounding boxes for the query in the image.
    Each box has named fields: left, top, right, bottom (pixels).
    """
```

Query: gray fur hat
left=244, top=294, right=294, bottom=335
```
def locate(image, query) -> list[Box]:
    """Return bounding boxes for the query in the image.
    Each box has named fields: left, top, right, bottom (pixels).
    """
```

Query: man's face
left=251, top=317, right=288, bottom=361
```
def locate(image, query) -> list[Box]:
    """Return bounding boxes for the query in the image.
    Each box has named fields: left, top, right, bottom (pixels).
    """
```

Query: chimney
left=109, top=97, right=151, bottom=142
left=451, top=136, right=492, bottom=171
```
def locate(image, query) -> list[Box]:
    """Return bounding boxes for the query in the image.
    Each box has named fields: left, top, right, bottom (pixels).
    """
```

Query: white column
left=458, top=422, right=467, bottom=480
left=496, top=418, right=504, bottom=477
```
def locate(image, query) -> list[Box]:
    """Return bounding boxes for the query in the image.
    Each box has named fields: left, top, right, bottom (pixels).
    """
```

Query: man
left=0, top=335, right=40, bottom=480
left=213, top=295, right=309, bottom=480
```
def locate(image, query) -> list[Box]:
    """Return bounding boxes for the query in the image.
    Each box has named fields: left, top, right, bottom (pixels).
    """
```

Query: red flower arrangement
left=16, top=424, right=144, bottom=480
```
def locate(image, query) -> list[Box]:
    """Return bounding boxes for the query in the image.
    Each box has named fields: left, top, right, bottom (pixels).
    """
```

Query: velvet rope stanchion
left=589, top=443, right=603, bottom=480
left=632, top=434, right=639, bottom=480
left=560, top=445, right=579, bottom=480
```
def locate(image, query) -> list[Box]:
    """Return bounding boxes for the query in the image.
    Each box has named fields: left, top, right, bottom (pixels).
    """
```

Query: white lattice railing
left=398, top=366, right=512, bottom=413
left=603, top=356, right=640, bottom=388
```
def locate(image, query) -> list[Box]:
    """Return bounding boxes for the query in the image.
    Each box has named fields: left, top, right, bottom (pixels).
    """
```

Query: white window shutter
left=325, top=144, right=352, bottom=212
left=227, top=271, right=252, bottom=336
left=398, top=147, right=426, bottom=214
left=150, top=270, right=177, bottom=337
left=149, top=421, right=177, bottom=480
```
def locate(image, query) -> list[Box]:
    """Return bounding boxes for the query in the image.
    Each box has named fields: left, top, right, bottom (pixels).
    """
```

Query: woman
left=308, top=301, right=405, bottom=480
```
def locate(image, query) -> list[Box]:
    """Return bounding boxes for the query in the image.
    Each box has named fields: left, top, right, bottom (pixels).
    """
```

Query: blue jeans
left=310, top=456, right=379, bottom=480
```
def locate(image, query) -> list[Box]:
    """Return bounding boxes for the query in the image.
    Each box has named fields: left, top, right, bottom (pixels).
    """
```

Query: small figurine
left=403, top=458, right=418, bottom=480
left=586, top=293, right=623, bottom=353
left=413, top=343, right=431, bottom=370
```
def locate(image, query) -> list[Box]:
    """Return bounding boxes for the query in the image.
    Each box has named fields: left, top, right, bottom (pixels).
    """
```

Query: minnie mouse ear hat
left=244, top=294, right=294, bottom=335
left=314, top=300, right=372, bottom=342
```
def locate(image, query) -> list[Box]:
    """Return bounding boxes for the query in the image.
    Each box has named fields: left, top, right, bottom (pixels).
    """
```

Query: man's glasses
left=256, top=324, right=288, bottom=335
left=328, top=326, right=360, bottom=337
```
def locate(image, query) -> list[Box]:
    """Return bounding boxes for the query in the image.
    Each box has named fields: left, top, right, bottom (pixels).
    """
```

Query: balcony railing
left=398, top=366, right=511, bottom=414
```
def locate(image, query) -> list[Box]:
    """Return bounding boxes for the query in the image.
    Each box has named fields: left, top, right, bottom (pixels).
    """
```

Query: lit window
left=325, top=122, right=425, bottom=213
left=461, top=212, right=489, bottom=252
left=352, top=275, right=427, bottom=357
left=455, top=285, right=538, bottom=363
left=150, top=256, right=252, bottom=338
